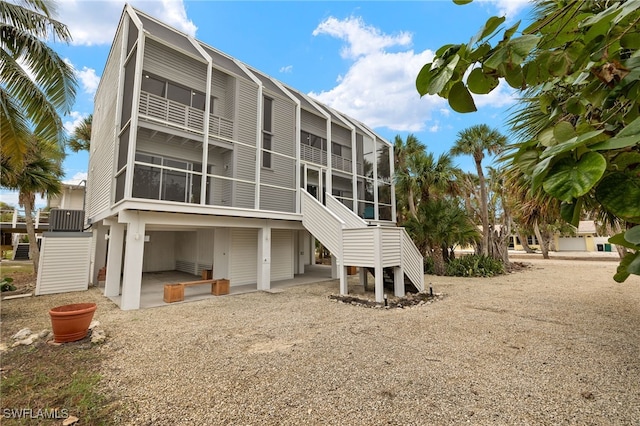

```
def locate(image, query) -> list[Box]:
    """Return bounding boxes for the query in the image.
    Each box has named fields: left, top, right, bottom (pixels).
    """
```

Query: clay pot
left=49, top=303, right=97, bottom=343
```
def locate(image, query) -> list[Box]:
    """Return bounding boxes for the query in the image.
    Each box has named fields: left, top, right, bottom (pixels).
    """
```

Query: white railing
left=401, top=228, right=424, bottom=292
left=325, top=194, right=367, bottom=229
left=0, top=209, right=50, bottom=229
left=300, top=190, right=343, bottom=257
left=139, top=92, right=233, bottom=139
left=300, top=144, right=362, bottom=175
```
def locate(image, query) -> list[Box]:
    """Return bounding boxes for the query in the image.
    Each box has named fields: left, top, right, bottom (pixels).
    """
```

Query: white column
left=331, top=254, right=338, bottom=279
left=374, top=227, right=384, bottom=303
left=340, top=265, right=348, bottom=295
left=257, top=224, right=271, bottom=291
left=104, top=223, right=124, bottom=298
left=92, top=224, right=108, bottom=285
left=121, top=219, right=146, bottom=310
left=359, top=266, right=368, bottom=290
left=393, top=266, right=405, bottom=298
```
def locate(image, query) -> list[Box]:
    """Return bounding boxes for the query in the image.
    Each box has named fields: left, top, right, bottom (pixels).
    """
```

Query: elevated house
left=86, top=5, right=423, bottom=310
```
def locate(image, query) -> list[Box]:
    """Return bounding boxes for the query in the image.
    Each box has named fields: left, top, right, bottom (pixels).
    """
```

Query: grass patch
left=0, top=341, right=124, bottom=424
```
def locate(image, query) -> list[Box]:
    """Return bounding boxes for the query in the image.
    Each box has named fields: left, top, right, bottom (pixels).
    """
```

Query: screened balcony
left=138, top=91, right=233, bottom=140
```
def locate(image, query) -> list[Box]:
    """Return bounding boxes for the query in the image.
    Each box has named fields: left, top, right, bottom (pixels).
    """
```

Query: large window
left=301, top=131, right=326, bottom=151
left=141, top=72, right=213, bottom=112
left=132, top=153, right=202, bottom=203
left=262, top=96, right=273, bottom=169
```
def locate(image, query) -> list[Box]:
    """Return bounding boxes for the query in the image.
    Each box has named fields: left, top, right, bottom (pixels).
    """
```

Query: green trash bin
left=604, top=243, right=612, bottom=252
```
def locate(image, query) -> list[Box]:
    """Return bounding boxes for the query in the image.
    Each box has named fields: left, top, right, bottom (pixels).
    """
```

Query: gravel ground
left=2, top=257, right=639, bottom=425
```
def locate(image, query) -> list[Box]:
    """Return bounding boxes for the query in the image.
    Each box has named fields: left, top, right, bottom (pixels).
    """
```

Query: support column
left=297, top=231, right=307, bottom=274
left=257, top=224, right=271, bottom=291
left=331, top=254, right=338, bottom=279
left=121, top=219, right=146, bottom=310
left=393, top=266, right=405, bottom=298
left=359, top=266, right=368, bottom=291
left=92, top=224, right=108, bottom=286
left=340, top=264, right=348, bottom=295
left=374, top=227, right=384, bottom=303
left=104, top=223, right=124, bottom=298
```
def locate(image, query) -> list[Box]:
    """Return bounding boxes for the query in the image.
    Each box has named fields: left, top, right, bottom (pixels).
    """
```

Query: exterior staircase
left=301, top=190, right=424, bottom=302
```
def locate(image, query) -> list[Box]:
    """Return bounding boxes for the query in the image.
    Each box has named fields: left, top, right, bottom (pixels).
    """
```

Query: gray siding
left=211, top=69, right=234, bottom=120
left=272, top=95, right=296, bottom=158
left=230, top=228, right=258, bottom=285
left=260, top=186, right=295, bottom=213
left=301, top=109, right=326, bottom=138
left=271, top=229, right=293, bottom=281
left=331, top=123, right=351, bottom=146
left=236, top=79, right=258, bottom=147
left=143, top=38, right=207, bottom=92
left=35, top=234, right=92, bottom=295
left=87, top=23, right=123, bottom=218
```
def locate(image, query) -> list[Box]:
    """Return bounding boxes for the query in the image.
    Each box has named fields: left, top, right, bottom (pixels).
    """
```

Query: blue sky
left=2, top=0, right=533, bottom=208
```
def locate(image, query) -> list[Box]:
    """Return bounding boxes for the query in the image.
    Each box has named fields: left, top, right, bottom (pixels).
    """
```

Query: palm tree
left=1, top=135, right=64, bottom=274
left=68, top=114, right=92, bottom=152
left=406, top=197, right=480, bottom=275
left=451, top=124, right=507, bottom=256
left=0, top=0, right=77, bottom=166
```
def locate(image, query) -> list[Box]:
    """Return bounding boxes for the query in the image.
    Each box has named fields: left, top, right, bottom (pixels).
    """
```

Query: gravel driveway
left=2, top=257, right=639, bottom=425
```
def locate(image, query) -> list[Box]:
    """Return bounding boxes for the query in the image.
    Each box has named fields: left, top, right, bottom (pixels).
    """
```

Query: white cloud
left=280, top=65, right=293, bottom=74
left=63, top=111, right=89, bottom=135
left=309, top=16, right=450, bottom=133
left=309, top=16, right=518, bottom=133
left=64, top=172, right=88, bottom=185
left=313, top=16, right=412, bottom=60
left=56, top=0, right=196, bottom=46
left=486, top=0, right=533, bottom=18
left=76, top=66, right=100, bottom=95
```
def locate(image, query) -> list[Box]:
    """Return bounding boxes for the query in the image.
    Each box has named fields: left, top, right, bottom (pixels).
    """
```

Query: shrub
left=445, top=254, right=505, bottom=277
left=423, top=257, right=435, bottom=275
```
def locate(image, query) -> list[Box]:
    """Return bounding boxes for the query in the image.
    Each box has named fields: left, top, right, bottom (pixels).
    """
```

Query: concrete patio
left=103, top=264, right=334, bottom=309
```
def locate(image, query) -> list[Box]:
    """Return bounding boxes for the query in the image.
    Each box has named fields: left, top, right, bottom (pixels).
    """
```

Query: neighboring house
left=48, top=183, right=86, bottom=211
left=555, top=220, right=613, bottom=252
left=86, top=6, right=423, bottom=310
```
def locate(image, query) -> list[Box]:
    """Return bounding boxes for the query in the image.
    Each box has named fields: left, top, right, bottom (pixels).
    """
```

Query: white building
left=86, top=5, right=423, bottom=310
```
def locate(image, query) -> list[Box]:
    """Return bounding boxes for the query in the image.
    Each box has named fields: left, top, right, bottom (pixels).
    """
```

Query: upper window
left=141, top=72, right=213, bottom=112
left=262, top=96, right=273, bottom=168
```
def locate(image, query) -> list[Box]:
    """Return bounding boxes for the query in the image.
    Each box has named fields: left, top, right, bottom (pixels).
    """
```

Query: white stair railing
left=300, top=190, right=344, bottom=257
left=401, top=228, right=424, bottom=292
left=325, top=194, right=367, bottom=229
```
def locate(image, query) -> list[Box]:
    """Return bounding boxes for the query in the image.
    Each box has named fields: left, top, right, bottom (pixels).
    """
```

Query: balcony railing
left=0, top=209, right=51, bottom=229
left=300, top=144, right=362, bottom=174
left=139, top=91, right=233, bottom=139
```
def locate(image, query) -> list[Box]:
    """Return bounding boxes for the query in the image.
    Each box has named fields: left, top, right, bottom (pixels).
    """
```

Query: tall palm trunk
left=533, top=221, right=549, bottom=259
left=516, top=229, right=536, bottom=253
left=432, top=247, right=446, bottom=276
left=20, top=193, right=40, bottom=275
left=476, top=158, right=489, bottom=257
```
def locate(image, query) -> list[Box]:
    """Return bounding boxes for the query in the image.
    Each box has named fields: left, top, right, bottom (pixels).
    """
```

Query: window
left=332, top=142, right=342, bottom=157
left=141, top=72, right=213, bottom=111
left=262, top=96, right=273, bottom=168
left=132, top=153, right=201, bottom=203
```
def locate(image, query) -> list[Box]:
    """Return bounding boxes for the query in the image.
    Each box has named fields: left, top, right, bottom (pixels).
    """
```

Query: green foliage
left=417, top=0, right=640, bottom=281
left=1, top=276, right=15, bottom=292
left=445, top=254, right=505, bottom=277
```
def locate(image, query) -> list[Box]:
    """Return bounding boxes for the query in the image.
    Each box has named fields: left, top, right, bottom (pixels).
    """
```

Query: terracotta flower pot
left=49, top=303, right=97, bottom=343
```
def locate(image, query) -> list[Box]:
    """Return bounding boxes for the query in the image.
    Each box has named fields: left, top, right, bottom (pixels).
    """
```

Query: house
left=85, top=5, right=423, bottom=310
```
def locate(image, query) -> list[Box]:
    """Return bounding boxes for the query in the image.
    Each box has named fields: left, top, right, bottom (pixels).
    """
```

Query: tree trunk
left=21, top=194, right=40, bottom=275
left=432, top=247, right=446, bottom=276
left=476, top=159, right=489, bottom=257
left=516, top=229, right=536, bottom=253
left=533, top=221, right=549, bottom=259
